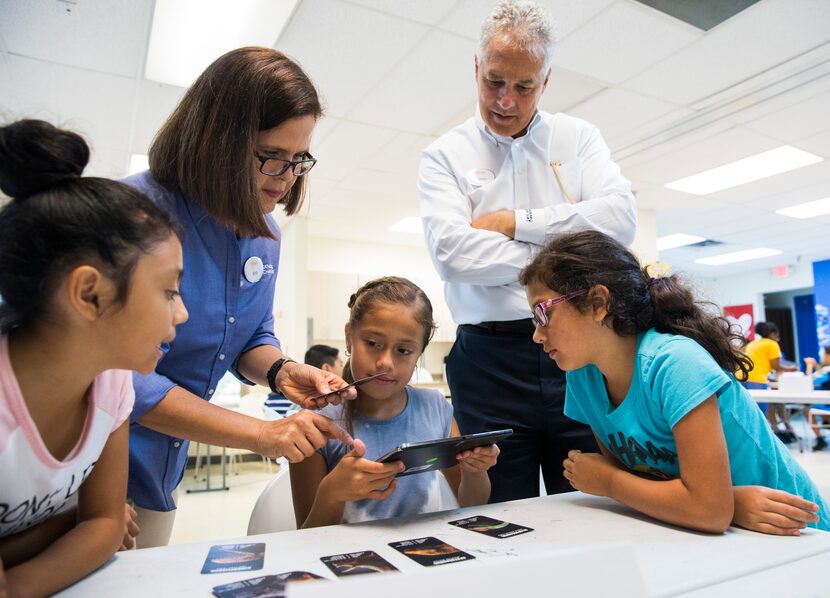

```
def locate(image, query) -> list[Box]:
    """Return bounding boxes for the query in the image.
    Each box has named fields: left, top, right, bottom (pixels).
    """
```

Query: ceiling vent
left=633, top=0, right=762, bottom=31
left=687, top=239, right=724, bottom=248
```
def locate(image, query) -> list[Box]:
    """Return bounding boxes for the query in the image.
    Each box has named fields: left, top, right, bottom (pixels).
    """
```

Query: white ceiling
left=2, top=0, right=830, bottom=279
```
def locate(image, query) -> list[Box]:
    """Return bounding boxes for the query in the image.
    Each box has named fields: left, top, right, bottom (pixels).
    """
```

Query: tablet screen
left=377, top=429, right=512, bottom=477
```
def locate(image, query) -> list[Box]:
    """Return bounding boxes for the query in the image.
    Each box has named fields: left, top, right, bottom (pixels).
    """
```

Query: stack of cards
left=448, top=515, right=534, bottom=538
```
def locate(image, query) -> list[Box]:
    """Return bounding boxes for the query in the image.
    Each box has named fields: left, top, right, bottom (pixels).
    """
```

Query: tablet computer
left=377, top=429, right=512, bottom=477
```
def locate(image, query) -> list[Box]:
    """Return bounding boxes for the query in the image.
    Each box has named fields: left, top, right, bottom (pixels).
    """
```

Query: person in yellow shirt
left=744, top=322, right=798, bottom=442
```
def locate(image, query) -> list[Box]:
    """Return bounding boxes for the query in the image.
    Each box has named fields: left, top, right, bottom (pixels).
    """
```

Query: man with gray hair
left=419, top=0, right=636, bottom=502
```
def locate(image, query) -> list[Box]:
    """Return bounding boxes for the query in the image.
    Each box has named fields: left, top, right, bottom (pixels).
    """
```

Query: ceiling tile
left=344, top=0, right=456, bottom=25
left=348, top=29, right=476, bottom=134
left=311, top=120, right=398, bottom=180
left=552, top=1, right=700, bottom=84
left=567, top=87, right=682, bottom=142
left=742, top=90, right=830, bottom=144
left=277, top=0, right=429, bottom=118
left=364, top=133, right=436, bottom=176
left=1, top=0, right=152, bottom=77
left=624, top=0, right=830, bottom=105
left=623, top=126, right=781, bottom=187
left=539, top=67, right=608, bottom=113
left=0, top=53, right=134, bottom=178
left=708, top=160, right=830, bottom=205
left=798, top=129, right=830, bottom=159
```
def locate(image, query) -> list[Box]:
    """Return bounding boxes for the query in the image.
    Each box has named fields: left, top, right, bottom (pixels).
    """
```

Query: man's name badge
left=465, top=168, right=495, bottom=186
left=243, top=256, right=264, bottom=283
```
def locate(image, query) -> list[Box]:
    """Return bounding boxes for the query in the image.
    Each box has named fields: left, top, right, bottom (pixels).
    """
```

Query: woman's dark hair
left=149, top=46, right=323, bottom=239
left=519, top=230, right=753, bottom=380
left=754, top=321, right=778, bottom=338
left=0, top=119, right=178, bottom=333
left=340, top=276, right=437, bottom=434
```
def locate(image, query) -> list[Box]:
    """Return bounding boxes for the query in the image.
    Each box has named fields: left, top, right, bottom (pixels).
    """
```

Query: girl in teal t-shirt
left=519, top=230, right=828, bottom=535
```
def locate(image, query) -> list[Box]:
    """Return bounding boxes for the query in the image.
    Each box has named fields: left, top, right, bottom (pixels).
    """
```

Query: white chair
left=247, top=457, right=297, bottom=534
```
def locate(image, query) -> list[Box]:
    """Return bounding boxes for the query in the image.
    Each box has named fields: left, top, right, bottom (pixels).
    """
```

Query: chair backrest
left=247, top=457, right=297, bottom=534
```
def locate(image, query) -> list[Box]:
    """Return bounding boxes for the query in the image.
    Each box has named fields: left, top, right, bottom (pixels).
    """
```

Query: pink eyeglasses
left=532, top=289, right=588, bottom=327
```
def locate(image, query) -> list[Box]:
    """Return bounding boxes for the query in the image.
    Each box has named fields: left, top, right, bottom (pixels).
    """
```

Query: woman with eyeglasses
left=123, top=46, right=355, bottom=547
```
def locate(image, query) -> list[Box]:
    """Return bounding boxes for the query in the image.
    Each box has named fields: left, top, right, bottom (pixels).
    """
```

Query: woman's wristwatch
left=267, top=357, right=296, bottom=394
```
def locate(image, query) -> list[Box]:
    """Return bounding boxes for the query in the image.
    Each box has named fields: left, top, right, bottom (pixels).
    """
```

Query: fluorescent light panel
left=776, top=197, right=830, bottom=219
left=145, top=0, right=299, bottom=88
left=695, top=248, right=781, bottom=266
left=656, top=233, right=705, bottom=251
left=665, top=145, right=823, bottom=195
left=389, top=216, right=423, bottom=235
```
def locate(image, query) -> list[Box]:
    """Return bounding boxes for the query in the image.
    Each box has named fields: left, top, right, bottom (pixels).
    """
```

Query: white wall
left=695, top=261, right=814, bottom=320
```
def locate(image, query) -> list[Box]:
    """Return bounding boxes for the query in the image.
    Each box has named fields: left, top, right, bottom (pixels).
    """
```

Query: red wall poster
left=723, top=304, right=755, bottom=340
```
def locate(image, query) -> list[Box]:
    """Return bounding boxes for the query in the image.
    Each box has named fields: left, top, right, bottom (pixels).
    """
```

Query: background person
left=744, top=321, right=798, bottom=443
left=122, top=47, right=354, bottom=547
left=266, top=345, right=344, bottom=417
left=0, top=120, right=187, bottom=595
left=418, top=0, right=636, bottom=502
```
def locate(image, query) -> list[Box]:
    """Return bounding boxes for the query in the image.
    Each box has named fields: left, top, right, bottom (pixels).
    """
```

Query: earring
left=345, top=348, right=351, bottom=357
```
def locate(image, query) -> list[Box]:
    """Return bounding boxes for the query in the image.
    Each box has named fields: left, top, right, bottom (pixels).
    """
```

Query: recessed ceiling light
left=776, top=197, right=830, bottom=219
left=656, top=233, right=706, bottom=251
left=695, top=248, right=781, bottom=266
left=145, top=0, right=299, bottom=88
left=129, top=154, right=149, bottom=175
left=388, top=216, right=423, bottom=235
left=665, top=145, right=823, bottom=195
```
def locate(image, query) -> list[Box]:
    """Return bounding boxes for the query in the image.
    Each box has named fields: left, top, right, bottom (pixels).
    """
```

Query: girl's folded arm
left=5, top=421, right=129, bottom=598
left=605, top=395, right=734, bottom=533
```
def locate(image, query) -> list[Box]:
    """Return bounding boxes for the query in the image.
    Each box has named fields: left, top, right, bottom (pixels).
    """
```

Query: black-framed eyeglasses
left=532, top=289, right=588, bottom=327
left=255, top=152, right=317, bottom=177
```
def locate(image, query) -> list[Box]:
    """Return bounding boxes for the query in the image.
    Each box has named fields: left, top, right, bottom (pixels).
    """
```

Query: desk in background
left=747, top=389, right=830, bottom=405
left=60, top=492, right=830, bottom=598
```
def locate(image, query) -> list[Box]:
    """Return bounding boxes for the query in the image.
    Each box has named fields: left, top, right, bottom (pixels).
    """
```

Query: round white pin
left=243, top=256, right=264, bottom=283
left=465, top=168, right=495, bottom=186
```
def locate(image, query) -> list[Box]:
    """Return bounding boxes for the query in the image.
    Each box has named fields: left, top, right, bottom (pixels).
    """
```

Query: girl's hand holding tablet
left=456, top=443, right=500, bottom=473
left=320, top=439, right=403, bottom=502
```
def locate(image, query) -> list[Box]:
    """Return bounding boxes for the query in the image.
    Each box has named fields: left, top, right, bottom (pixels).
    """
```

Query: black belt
left=462, top=318, right=535, bottom=336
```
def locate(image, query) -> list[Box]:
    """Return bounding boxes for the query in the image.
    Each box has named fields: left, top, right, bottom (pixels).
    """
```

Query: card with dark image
left=320, top=550, right=399, bottom=577
left=273, top=571, right=326, bottom=583
left=201, top=543, right=266, bottom=574
left=212, top=575, right=285, bottom=598
left=389, top=536, right=475, bottom=567
left=448, top=515, right=533, bottom=538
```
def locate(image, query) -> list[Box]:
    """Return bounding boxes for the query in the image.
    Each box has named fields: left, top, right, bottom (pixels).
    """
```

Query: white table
left=748, top=389, right=830, bottom=405
left=59, top=492, right=830, bottom=598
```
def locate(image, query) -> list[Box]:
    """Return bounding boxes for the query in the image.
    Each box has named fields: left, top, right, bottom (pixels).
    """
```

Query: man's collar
left=474, top=108, right=542, bottom=145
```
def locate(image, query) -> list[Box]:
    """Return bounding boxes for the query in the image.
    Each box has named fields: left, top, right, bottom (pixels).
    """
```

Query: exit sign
left=772, top=264, right=790, bottom=279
